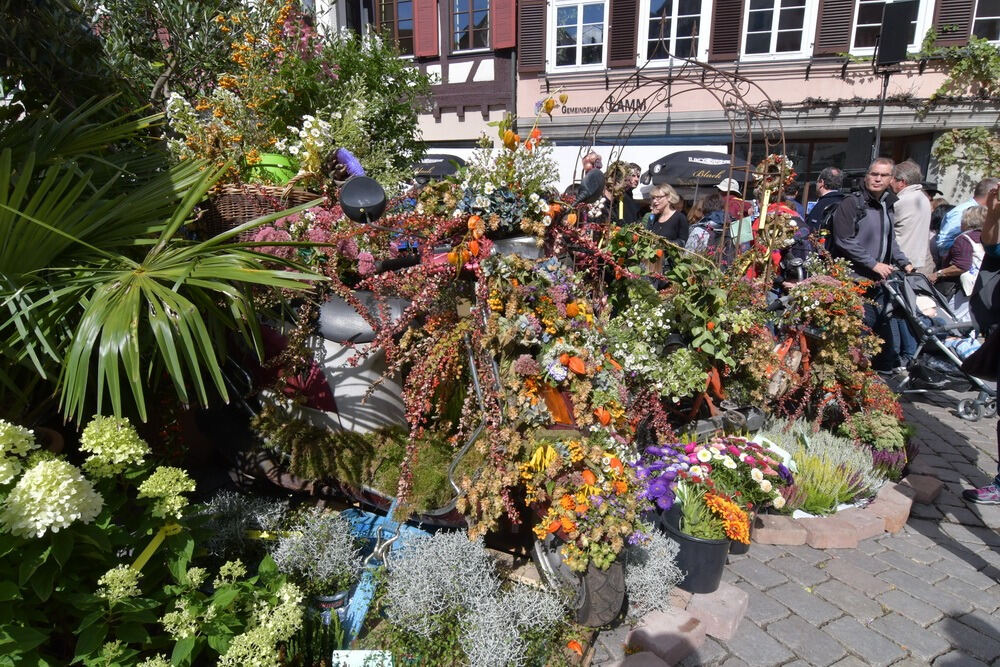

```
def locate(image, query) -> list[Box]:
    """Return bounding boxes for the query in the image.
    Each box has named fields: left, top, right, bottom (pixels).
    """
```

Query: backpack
left=959, top=231, right=986, bottom=296
left=818, top=191, right=865, bottom=253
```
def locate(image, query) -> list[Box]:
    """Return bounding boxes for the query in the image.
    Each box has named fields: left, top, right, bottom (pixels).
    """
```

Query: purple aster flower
left=336, top=148, right=365, bottom=177
left=777, top=463, right=793, bottom=485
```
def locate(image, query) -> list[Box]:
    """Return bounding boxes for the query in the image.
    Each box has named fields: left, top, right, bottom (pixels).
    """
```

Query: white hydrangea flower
left=137, top=466, right=196, bottom=519
left=0, top=419, right=37, bottom=458
left=97, top=564, right=142, bottom=605
left=0, top=460, right=103, bottom=538
left=79, top=416, right=150, bottom=478
left=0, top=457, right=21, bottom=485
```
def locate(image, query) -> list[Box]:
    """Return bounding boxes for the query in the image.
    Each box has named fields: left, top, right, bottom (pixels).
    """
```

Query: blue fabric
left=937, top=198, right=977, bottom=254
left=986, top=243, right=1000, bottom=258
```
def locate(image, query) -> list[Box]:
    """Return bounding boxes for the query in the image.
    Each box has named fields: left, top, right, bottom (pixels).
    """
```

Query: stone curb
left=751, top=474, right=931, bottom=548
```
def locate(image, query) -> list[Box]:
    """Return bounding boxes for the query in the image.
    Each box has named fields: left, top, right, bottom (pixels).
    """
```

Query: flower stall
left=0, top=0, right=921, bottom=661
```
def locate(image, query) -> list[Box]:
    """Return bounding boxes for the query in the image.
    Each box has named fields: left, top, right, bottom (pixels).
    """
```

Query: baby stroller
left=883, top=272, right=996, bottom=421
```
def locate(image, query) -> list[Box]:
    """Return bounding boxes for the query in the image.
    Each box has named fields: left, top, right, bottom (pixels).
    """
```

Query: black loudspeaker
left=876, top=1, right=915, bottom=66
left=846, top=127, right=876, bottom=171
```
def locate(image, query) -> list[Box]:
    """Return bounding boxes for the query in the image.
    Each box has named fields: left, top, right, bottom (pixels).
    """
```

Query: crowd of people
left=594, top=152, right=1000, bottom=506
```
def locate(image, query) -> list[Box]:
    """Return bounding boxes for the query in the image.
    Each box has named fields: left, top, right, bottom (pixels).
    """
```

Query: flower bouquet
left=525, top=433, right=644, bottom=572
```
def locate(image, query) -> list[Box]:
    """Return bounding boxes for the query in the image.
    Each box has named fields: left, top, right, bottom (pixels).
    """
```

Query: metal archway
left=569, top=55, right=788, bottom=206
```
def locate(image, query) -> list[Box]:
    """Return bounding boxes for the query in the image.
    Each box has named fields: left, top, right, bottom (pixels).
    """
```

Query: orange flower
left=559, top=353, right=571, bottom=365
left=594, top=407, right=611, bottom=426
left=469, top=240, right=480, bottom=255
left=609, top=457, right=623, bottom=472
left=467, top=214, right=482, bottom=229
left=548, top=520, right=562, bottom=534
left=613, top=480, right=628, bottom=495
left=524, top=141, right=533, bottom=152
left=560, top=495, right=575, bottom=510
left=565, top=302, right=580, bottom=317
left=581, top=469, right=597, bottom=485
left=560, top=517, right=576, bottom=533
left=531, top=127, right=542, bottom=141
left=568, top=356, right=586, bottom=375
left=565, top=212, right=578, bottom=225
left=706, top=321, right=716, bottom=331
left=567, top=640, right=583, bottom=655
left=655, top=248, right=664, bottom=258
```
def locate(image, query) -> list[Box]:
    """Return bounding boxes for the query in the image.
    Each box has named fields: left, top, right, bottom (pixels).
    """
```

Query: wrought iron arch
left=570, top=55, right=788, bottom=204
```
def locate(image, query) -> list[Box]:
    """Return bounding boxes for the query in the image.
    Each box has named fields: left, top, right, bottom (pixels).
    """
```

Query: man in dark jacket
left=804, top=166, right=845, bottom=235
left=830, top=158, right=913, bottom=371
left=830, top=158, right=912, bottom=280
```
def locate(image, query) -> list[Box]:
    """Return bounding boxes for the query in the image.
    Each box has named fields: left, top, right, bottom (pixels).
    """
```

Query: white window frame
left=739, top=0, right=819, bottom=61
left=638, top=0, right=712, bottom=65
left=548, top=0, right=608, bottom=71
left=849, top=0, right=935, bottom=56
left=973, top=0, right=1000, bottom=43
left=451, top=0, right=492, bottom=53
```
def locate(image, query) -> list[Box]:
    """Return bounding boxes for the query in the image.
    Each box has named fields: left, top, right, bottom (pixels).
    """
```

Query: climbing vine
left=920, top=31, right=1000, bottom=182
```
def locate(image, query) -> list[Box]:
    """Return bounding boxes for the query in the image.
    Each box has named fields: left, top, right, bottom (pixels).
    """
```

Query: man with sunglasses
left=829, top=158, right=913, bottom=370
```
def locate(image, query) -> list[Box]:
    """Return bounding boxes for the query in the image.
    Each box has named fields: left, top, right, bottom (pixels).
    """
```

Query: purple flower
left=336, top=148, right=365, bottom=177
left=777, top=463, right=793, bottom=485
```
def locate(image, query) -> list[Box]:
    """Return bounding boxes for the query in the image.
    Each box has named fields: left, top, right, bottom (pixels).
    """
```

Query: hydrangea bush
left=0, top=415, right=299, bottom=666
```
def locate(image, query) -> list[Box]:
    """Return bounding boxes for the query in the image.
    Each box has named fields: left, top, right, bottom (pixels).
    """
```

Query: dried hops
left=0, top=459, right=103, bottom=538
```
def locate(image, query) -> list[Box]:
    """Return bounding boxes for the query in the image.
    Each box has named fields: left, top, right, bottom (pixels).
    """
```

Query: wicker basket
left=197, top=184, right=321, bottom=239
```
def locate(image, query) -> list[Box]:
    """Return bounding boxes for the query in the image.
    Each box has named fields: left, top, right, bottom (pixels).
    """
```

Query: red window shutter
left=607, top=0, right=638, bottom=67
left=813, top=0, right=855, bottom=55
left=414, top=0, right=439, bottom=58
left=708, top=0, right=744, bottom=62
left=518, top=0, right=547, bottom=73
left=492, top=0, right=517, bottom=49
left=933, top=0, right=974, bottom=46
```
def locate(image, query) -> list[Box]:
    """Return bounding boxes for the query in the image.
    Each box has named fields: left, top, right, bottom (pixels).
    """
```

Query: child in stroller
left=882, top=272, right=996, bottom=421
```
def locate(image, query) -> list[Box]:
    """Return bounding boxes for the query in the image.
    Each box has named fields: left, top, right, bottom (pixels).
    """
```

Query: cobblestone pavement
left=593, top=389, right=1000, bottom=666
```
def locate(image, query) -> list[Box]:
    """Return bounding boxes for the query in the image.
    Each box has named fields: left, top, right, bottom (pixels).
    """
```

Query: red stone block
left=620, top=652, right=669, bottom=667
left=626, top=608, right=706, bottom=665
left=668, top=587, right=693, bottom=610
left=752, top=514, right=807, bottom=546
left=836, top=507, right=886, bottom=541
left=686, top=581, right=749, bottom=641
left=800, top=516, right=859, bottom=549
left=869, top=483, right=914, bottom=533
left=900, top=474, right=944, bottom=504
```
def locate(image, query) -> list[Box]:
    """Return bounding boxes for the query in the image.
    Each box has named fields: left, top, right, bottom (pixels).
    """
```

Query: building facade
left=319, top=0, right=1000, bottom=196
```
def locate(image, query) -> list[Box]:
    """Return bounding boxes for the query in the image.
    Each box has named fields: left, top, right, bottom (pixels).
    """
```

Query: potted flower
left=635, top=439, right=775, bottom=592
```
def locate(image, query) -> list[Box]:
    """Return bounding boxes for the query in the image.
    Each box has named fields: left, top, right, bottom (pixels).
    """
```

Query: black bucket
left=659, top=506, right=731, bottom=594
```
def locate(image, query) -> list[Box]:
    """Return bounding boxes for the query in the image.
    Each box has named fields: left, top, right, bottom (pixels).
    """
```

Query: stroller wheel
left=984, top=399, right=997, bottom=419
left=957, top=398, right=984, bottom=422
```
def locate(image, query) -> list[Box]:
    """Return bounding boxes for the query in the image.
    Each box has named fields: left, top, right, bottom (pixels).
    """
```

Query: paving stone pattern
left=596, top=390, right=1000, bottom=666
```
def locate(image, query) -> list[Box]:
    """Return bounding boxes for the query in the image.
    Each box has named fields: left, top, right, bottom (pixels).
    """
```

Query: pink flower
left=684, top=443, right=696, bottom=454
left=337, top=237, right=359, bottom=260
left=727, top=446, right=741, bottom=457
left=306, top=227, right=329, bottom=244
left=250, top=227, right=294, bottom=260
left=744, top=456, right=757, bottom=466
left=358, top=251, right=375, bottom=275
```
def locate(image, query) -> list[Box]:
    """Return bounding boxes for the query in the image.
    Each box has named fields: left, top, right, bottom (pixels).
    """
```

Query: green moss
left=252, top=403, right=482, bottom=513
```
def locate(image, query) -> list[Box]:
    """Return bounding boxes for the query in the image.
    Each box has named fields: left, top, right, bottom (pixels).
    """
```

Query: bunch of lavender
left=270, top=507, right=362, bottom=595
left=623, top=531, right=683, bottom=618
left=199, top=491, right=288, bottom=558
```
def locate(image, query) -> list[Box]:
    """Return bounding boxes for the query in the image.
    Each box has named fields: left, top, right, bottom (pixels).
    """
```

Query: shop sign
left=560, top=94, right=656, bottom=115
